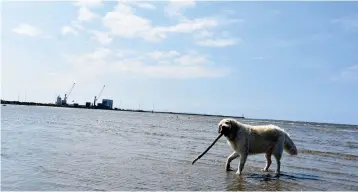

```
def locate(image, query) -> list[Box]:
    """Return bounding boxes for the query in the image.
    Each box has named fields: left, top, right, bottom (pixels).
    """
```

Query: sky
left=1, top=0, right=358, bottom=125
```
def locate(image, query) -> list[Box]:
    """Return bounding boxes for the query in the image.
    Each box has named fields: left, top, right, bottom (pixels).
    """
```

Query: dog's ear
left=226, top=119, right=239, bottom=140
left=228, top=119, right=238, bottom=133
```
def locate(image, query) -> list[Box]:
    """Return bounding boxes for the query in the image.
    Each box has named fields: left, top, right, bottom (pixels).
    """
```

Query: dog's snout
left=220, top=124, right=230, bottom=136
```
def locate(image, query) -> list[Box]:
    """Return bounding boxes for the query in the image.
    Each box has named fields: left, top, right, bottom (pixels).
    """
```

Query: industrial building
left=102, top=99, right=113, bottom=109
left=56, top=95, right=62, bottom=105
left=56, top=83, right=75, bottom=106
left=55, top=83, right=114, bottom=110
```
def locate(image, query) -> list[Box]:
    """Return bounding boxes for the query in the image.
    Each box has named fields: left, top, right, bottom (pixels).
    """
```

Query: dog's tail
left=284, top=133, right=298, bottom=155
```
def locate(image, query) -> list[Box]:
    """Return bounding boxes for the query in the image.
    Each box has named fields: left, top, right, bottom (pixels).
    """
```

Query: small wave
left=335, top=129, right=358, bottom=133
left=299, top=149, right=358, bottom=160
left=245, top=172, right=321, bottom=181
left=346, top=141, right=358, bottom=149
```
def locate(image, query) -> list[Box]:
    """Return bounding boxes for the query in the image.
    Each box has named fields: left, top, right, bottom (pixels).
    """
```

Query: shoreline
left=2, top=99, right=357, bottom=127
left=0, top=99, right=245, bottom=119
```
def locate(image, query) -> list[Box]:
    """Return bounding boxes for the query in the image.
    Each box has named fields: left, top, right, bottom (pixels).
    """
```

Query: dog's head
left=217, top=118, right=238, bottom=138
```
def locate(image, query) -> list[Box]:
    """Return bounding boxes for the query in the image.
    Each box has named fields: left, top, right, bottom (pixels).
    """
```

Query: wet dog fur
left=218, top=118, right=298, bottom=175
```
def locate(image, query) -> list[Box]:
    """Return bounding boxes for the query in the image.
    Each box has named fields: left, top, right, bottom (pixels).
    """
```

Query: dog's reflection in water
left=225, top=172, right=280, bottom=191
left=225, top=171, right=320, bottom=191
left=224, top=172, right=248, bottom=191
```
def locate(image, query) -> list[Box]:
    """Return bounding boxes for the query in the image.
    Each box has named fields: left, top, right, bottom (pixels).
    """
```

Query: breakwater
left=0, top=99, right=245, bottom=119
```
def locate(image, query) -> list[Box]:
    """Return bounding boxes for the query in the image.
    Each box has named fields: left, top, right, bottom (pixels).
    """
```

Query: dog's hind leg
left=273, top=153, right=281, bottom=175
left=262, top=151, right=272, bottom=172
left=262, top=143, right=275, bottom=172
left=272, top=140, right=284, bottom=175
left=226, top=152, right=239, bottom=171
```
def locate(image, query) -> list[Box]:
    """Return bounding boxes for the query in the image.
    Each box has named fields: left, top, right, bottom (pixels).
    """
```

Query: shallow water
left=1, top=105, right=358, bottom=191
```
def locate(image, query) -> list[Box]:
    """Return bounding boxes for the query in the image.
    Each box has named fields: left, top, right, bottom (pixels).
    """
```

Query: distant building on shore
left=102, top=99, right=113, bottom=109
left=85, top=102, right=91, bottom=108
left=56, top=95, right=62, bottom=105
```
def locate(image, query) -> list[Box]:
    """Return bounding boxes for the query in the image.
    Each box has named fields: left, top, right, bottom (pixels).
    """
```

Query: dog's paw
left=225, top=167, right=234, bottom=171
left=226, top=167, right=234, bottom=171
left=261, top=168, right=269, bottom=172
left=235, top=171, right=242, bottom=175
left=274, top=172, right=281, bottom=177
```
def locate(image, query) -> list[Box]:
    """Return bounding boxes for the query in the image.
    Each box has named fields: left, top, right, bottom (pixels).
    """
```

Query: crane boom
left=93, top=85, right=105, bottom=106
left=66, top=83, right=76, bottom=99
left=97, top=85, right=105, bottom=100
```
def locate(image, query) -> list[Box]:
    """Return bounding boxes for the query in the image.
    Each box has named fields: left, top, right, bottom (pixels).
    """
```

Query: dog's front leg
left=236, top=153, right=248, bottom=175
left=225, top=152, right=239, bottom=171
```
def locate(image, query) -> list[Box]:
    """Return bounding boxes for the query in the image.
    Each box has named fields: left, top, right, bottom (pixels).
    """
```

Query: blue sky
left=2, top=0, right=358, bottom=125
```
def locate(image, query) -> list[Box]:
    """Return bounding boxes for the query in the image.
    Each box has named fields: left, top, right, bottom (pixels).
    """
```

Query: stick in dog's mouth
left=192, top=133, right=223, bottom=165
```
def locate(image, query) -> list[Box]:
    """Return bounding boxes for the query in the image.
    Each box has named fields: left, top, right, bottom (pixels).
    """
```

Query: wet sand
left=1, top=105, right=358, bottom=190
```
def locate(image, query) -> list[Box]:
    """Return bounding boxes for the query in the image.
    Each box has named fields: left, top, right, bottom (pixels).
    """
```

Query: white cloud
left=84, top=47, right=112, bottom=60
left=77, top=6, right=98, bottom=22
left=196, top=38, right=238, bottom=47
left=61, top=26, right=78, bottom=36
left=116, top=49, right=137, bottom=58
left=174, top=53, right=210, bottom=66
left=113, top=63, right=226, bottom=79
left=112, top=56, right=227, bottom=79
left=133, top=2, right=156, bottom=9
left=41, top=35, right=53, bottom=39
left=90, top=30, right=112, bottom=45
left=66, top=48, right=229, bottom=79
left=164, top=18, right=218, bottom=33
left=146, top=50, right=180, bottom=60
left=71, top=21, right=84, bottom=31
left=194, top=30, right=214, bottom=39
left=67, top=47, right=111, bottom=65
left=46, top=72, right=57, bottom=76
left=12, top=23, right=43, bottom=36
left=60, top=3, right=97, bottom=36
left=193, top=30, right=240, bottom=47
left=58, top=1, right=236, bottom=78
left=65, top=47, right=112, bottom=78
left=103, top=4, right=162, bottom=41
left=103, top=3, right=219, bottom=42
left=145, top=50, right=209, bottom=66
left=165, top=0, right=196, bottom=19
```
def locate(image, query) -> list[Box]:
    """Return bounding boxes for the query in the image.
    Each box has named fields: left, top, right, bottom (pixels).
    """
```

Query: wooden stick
left=192, top=133, right=223, bottom=165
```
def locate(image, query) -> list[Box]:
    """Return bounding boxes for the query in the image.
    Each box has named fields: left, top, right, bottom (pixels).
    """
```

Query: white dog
left=217, top=118, right=298, bottom=175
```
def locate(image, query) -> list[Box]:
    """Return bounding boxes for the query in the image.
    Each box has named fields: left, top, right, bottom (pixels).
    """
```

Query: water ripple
left=1, top=105, right=358, bottom=191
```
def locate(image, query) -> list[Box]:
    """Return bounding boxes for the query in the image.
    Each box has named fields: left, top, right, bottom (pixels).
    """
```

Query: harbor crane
left=63, top=83, right=75, bottom=105
left=94, top=85, right=105, bottom=106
